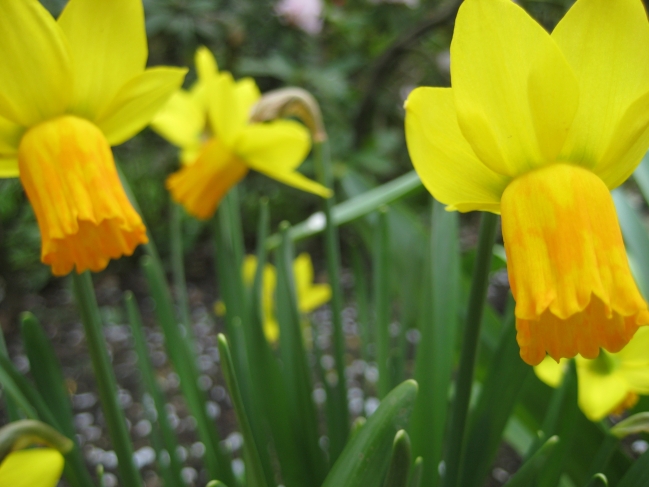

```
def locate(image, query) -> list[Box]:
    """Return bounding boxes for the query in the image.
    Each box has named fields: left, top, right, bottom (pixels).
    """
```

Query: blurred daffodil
left=405, top=0, right=649, bottom=365
left=0, top=0, right=187, bottom=276
left=0, top=420, right=73, bottom=487
left=0, top=448, right=64, bottom=487
left=242, top=253, right=331, bottom=343
left=535, top=327, right=649, bottom=421
left=152, top=48, right=331, bottom=220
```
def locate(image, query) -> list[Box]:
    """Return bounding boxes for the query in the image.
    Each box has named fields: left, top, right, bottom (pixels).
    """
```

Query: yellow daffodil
left=0, top=0, right=187, bottom=276
left=535, top=327, right=649, bottom=421
left=405, top=0, right=649, bottom=365
left=0, top=448, right=64, bottom=487
left=242, top=253, right=332, bottom=343
left=151, top=47, right=331, bottom=220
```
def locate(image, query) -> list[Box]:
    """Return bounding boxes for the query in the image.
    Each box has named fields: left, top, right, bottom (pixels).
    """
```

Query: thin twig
left=353, top=0, right=462, bottom=147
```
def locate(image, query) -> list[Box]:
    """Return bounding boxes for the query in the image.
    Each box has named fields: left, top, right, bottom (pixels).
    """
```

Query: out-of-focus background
left=0, top=0, right=578, bottom=300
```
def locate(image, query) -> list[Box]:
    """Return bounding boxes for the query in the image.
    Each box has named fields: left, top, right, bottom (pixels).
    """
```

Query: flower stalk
left=441, top=212, right=498, bottom=487
left=72, top=272, right=142, bottom=487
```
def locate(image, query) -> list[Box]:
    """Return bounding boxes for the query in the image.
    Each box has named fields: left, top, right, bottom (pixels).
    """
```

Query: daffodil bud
left=0, top=420, right=73, bottom=463
left=250, top=87, right=327, bottom=143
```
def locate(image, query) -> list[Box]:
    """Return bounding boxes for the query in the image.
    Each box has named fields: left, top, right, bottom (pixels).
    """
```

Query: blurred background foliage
left=0, top=0, right=579, bottom=296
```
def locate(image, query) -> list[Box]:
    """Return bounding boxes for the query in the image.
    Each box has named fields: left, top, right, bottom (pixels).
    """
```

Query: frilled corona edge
left=18, top=116, right=148, bottom=276
left=165, top=137, right=249, bottom=220
left=501, top=164, right=649, bottom=365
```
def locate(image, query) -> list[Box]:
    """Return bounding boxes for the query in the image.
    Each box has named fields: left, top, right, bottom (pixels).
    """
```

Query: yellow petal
left=294, top=253, right=314, bottom=286
left=527, top=41, right=580, bottom=163
left=503, top=164, right=648, bottom=365
left=195, top=46, right=219, bottom=81
left=594, top=90, right=649, bottom=190
left=533, top=356, right=568, bottom=388
left=577, top=366, right=629, bottom=421
left=299, top=285, right=332, bottom=314
left=96, top=67, right=188, bottom=146
left=451, top=0, right=574, bottom=176
left=293, top=253, right=332, bottom=312
left=235, top=78, right=262, bottom=121
left=151, top=90, right=205, bottom=149
left=18, top=115, right=148, bottom=276
left=0, top=449, right=64, bottom=487
left=237, top=120, right=312, bottom=172
left=243, top=255, right=259, bottom=286
left=240, top=255, right=280, bottom=344
left=257, top=167, right=331, bottom=198
left=0, top=0, right=72, bottom=126
left=264, top=316, right=280, bottom=344
left=0, top=116, right=24, bottom=156
left=166, top=138, right=248, bottom=220
left=552, top=0, right=649, bottom=170
left=207, top=73, right=260, bottom=147
left=404, top=87, right=509, bottom=213
left=616, top=326, right=649, bottom=365
left=58, top=0, right=147, bottom=119
left=0, top=158, right=19, bottom=178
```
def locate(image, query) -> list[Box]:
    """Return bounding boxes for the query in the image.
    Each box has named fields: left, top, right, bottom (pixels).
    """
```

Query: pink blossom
left=275, top=0, right=324, bottom=35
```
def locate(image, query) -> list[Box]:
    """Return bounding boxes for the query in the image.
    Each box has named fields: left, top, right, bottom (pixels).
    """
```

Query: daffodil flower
left=0, top=0, right=187, bottom=276
left=0, top=448, right=64, bottom=487
left=242, top=253, right=332, bottom=343
left=405, top=0, right=649, bottom=365
left=535, top=327, right=649, bottom=421
left=152, top=47, right=331, bottom=220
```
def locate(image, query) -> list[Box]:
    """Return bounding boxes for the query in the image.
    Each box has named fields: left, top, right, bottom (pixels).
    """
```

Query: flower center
left=588, top=350, right=618, bottom=375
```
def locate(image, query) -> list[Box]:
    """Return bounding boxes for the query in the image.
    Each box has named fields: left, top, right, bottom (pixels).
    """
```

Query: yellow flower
left=242, top=253, right=332, bottom=343
left=0, top=0, right=187, bottom=276
left=405, top=0, right=649, bottom=365
left=535, top=327, right=649, bottom=421
left=0, top=448, right=64, bottom=487
left=151, top=47, right=331, bottom=220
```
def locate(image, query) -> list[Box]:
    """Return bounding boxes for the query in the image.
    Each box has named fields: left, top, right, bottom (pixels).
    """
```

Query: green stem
left=374, top=207, right=391, bottom=398
left=170, top=202, right=194, bottom=339
left=313, top=140, right=349, bottom=461
left=441, top=212, right=498, bottom=487
left=125, top=292, right=184, bottom=487
left=72, top=272, right=142, bottom=487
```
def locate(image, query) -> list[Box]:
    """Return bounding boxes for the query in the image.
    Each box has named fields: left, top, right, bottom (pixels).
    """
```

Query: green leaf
left=610, top=412, right=649, bottom=438
left=526, top=361, right=579, bottom=487
left=141, top=256, right=234, bottom=486
left=410, top=199, right=460, bottom=487
left=20, top=313, right=76, bottom=440
left=245, top=201, right=316, bottom=487
left=612, top=190, right=649, bottom=299
left=374, top=207, right=392, bottom=398
left=409, top=457, right=423, bottom=487
left=275, top=222, right=328, bottom=484
left=72, top=272, right=142, bottom=487
left=0, top=326, right=20, bottom=422
left=312, top=141, right=350, bottom=461
left=585, top=474, right=608, bottom=487
left=506, top=436, right=560, bottom=487
left=383, top=430, right=412, bottom=487
left=461, top=299, right=532, bottom=487
left=218, top=334, right=269, bottom=487
left=266, top=170, right=423, bottom=249
left=617, top=446, right=649, bottom=487
left=632, top=153, right=649, bottom=203
left=322, top=380, right=418, bottom=487
left=124, top=292, right=184, bottom=487
left=442, top=212, right=499, bottom=487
